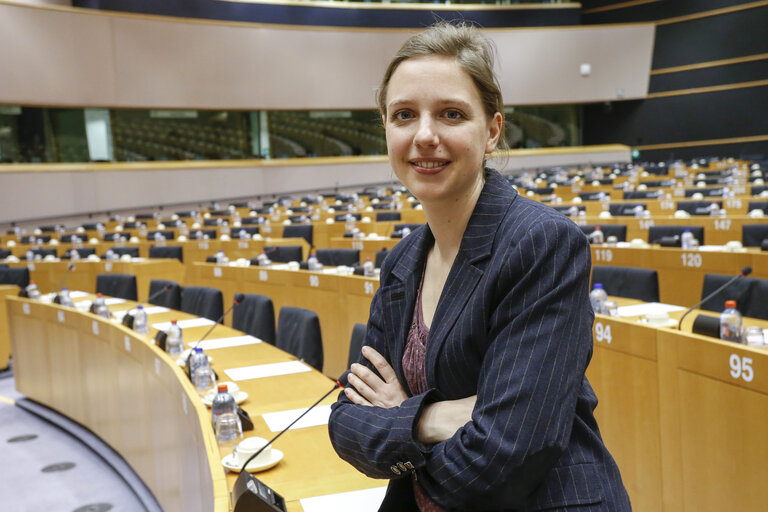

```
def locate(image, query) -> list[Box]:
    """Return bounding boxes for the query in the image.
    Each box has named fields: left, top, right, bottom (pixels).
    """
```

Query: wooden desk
left=6, top=296, right=381, bottom=512
left=185, top=263, right=378, bottom=379
left=590, top=245, right=768, bottom=307
left=7, top=259, right=185, bottom=299
left=587, top=304, right=768, bottom=511
left=0, top=284, right=17, bottom=369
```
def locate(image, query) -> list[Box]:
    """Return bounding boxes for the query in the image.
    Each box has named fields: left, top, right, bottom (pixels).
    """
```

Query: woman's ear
left=485, top=112, right=503, bottom=153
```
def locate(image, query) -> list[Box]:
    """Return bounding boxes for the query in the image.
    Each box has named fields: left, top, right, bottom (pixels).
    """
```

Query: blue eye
left=444, top=110, right=464, bottom=120
left=393, top=111, right=413, bottom=121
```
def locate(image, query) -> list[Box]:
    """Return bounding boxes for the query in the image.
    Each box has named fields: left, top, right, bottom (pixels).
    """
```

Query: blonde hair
left=376, top=21, right=507, bottom=150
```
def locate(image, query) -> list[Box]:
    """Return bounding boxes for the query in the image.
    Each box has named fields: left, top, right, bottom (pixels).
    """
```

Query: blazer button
left=390, top=465, right=401, bottom=476
left=397, top=462, right=407, bottom=472
left=404, top=461, right=414, bottom=470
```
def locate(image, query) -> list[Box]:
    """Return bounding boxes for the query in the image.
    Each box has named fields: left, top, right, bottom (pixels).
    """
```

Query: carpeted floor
left=0, top=368, right=147, bottom=512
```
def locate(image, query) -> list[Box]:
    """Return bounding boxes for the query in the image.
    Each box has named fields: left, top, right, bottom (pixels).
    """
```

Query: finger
left=361, top=346, right=398, bottom=383
left=347, top=372, right=377, bottom=402
left=350, top=363, right=386, bottom=392
left=344, top=387, right=372, bottom=407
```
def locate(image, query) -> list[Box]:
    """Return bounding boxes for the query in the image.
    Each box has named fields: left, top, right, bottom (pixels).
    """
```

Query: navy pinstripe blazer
left=329, top=171, right=630, bottom=511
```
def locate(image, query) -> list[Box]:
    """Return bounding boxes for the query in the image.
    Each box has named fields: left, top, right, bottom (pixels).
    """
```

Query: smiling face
left=383, top=55, right=502, bottom=205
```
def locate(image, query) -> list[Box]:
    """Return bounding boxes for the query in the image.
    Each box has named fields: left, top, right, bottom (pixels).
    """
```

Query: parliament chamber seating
left=590, top=265, right=660, bottom=302
left=232, top=293, right=276, bottom=345
left=276, top=306, right=323, bottom=372
left=148, top=278, right=182, bottom=310
left=181, top=286, right=224, bottom=322
left=95, top=273, right=138, bottom=301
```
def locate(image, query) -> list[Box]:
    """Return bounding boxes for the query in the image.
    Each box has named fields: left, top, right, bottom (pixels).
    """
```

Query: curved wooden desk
left=6, top=295, right=380, bottom=511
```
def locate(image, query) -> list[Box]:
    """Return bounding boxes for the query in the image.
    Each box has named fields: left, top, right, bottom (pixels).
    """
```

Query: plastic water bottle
left=307, top=254, right=321, bottom=271
left=59, top=287, right=74, bottom=307
left=363, top=257, right=375, bottom=278
left=215, top=250, right=228, bottom=265
left=70, top=249, right=81, bottom=262
left=188, top=347, right=208, bottom=382
left=256, top=251, right=270, bottom=267
left=26, top=250, right=34, bottom=262
left=211, top=384, right=242, bottom=435
left=92, top=293, right=111, bottom=319
left=681, top=229, right=695, bottom=250
left=720, top=300, right=743, bottom=343
left=220, top=221, right=230, bottom=236
left=589, top=226, right=604, bottom=244
left=105, top=249, right=117, bottom=261
left=708, top=202, right=720, bottom=217
left=589, top=283, right=608, bottom=315
left=238, top=229, right=248, bottom=240
left=401, top=226, right=411, bottom=238
left=192, top=354, right=216, bottom=396
left=166, top=319, right=184, bottom=355
left=633, top=205, right=645, bottom=218
left=26, top=281, right=41, bottom=301
left=138, top=223, right=148, bottom=238
left=133, top=305, right=149, bottom=335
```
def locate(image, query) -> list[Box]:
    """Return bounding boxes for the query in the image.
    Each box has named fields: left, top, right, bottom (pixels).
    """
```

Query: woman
left=328, top=22, right=630, bottom=511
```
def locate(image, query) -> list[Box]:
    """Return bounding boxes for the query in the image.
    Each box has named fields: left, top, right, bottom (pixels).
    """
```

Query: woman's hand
left=417, top=395, right=477, bottom=444
left=344, top=346, right=408, bottom=408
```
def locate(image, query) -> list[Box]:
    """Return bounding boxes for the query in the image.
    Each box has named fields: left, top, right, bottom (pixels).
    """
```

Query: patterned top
left=402, top=274, right=445, bottom=512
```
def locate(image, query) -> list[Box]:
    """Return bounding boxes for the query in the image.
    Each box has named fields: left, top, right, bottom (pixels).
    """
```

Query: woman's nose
left=413, top=117, right=438, bottom=147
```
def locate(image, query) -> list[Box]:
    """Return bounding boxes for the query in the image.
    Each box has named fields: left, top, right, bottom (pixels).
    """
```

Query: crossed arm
left=344, top=345, right=477, bottom=444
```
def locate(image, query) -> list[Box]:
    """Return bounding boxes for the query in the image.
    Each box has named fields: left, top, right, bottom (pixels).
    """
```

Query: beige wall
left=0, top=3, right=655, bottom=109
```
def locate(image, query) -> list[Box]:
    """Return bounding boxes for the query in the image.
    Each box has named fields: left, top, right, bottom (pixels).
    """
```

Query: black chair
left=123, top=221, right=139, bottom=229
left=232, top=294, right=276, bottom=345
left=29, top=248, right=58, bottom=259
left=241, top=217, right=263, bottom=225
left=608, top=203, right=646, bottom=216
left=276, top=306, right=323, bottom=372
left=38, top=225, right=57, bottom=233
left=66, top=247, right=95, bottom=259
left=751, top=186, right=768, bottom=196
left=374, top=248, right=389, bottom=269
left=60, top=234, right=86, bottom=243
left=316, top=249, right=360, bottom=267
left=648, top=226, right=704, bottom=246
left=209, top=210, right=230, bottom=217
left=676, top=200, right=723, bottom=216
left=551, top=205, right=586, bottom=215
left=700, top=274, right=768, bottom=320
left=135, top=214, right=155, bottom=220
left=81, top=223, right=99, bottom=231
left=204, top=219, right=222, bottom=226
left=149, top=245, right=183, bottom=262
left=282, top=225, right=313, bottom=247
left=175, top=211, right=195, bottom=218
left=591, top=266, right=660, bottom=302
left=231, top=226, right=260, bottom=237
left=0, top=267, right=30, bottom=288
left=743, top=225, right=768, bottom=247
left=148, top=279, right=182, bottom=310
left=376, top=211, right=402, bottom=222
left=96, top=273, right=138, bottom=301
left=748, top=201, right=768, bottom=213
left=146, top=230, right=175, bottom=240
left=371, top=203, right=395, bottom=210
left=335, top=213, right=362, bottom=222
left=684, top=188, right=725, bottom=198
left=190, top=229, right=217, bottom=240
left=181, top=286, right=224, bottom=322
left=0, top=249, right=10, bottom=259
left=263, top=245, right=303, bottom=263
left=107, top=247, right=140, bottom=258
left=623, top=190, right=662, bottom=200
left=578, top=225, right=627, bottom=242
left=348, top=323, right=367, bottom=368
left=21, top=235, right=52, bottom=244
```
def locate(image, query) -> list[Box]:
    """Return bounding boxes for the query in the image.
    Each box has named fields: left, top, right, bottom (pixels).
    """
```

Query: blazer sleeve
left=328, top=262, right=438, bottom=480
left=416, top=215, right=596, bottom=510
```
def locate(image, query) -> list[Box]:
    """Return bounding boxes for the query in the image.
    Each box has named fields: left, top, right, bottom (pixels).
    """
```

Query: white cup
left=233, top=437, right=272, bottom=467
left=645, top=311, right=671, bottom=326
left=287, top=261, right=300, bottom=271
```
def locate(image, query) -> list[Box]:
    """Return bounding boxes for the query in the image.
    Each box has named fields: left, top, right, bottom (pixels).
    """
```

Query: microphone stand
left=677, top=266, right=752, bottom=330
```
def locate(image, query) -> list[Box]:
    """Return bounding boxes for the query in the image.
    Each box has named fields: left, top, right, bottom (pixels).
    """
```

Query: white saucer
left=222, top=449, right=283, bottom=473
left=201, top=391, right=248, bottom=407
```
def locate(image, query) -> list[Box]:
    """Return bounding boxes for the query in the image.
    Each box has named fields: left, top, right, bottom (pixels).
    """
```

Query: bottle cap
left=29, top=280, right=36, bottom=285
left=96, top=292, right=103, bottom=297
left=366, top=257, right=372, bottom=262
left=725, top=300, right=737, bottom=309
left=137, top=304, right=143, bottom=309
left=171, top=319, right=177, bottom=324
left=218, top=384, right=228, bottom=392
left=194, top=347, right=203, bottom=353
left=594, top=283, right=603, bottom=289
left=594, top=226, right=601, bottom=231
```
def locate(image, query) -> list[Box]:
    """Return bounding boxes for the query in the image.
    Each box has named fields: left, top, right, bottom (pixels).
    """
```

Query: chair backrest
left=232, top=294, right=276, bottom=345
left=21, top=235, right=52, bottom=244
left=316, top=248, right=360, bottom=267
left=108, top=247, right=140, bottom=258
left=149, top=245, right=183, bottom=262
left=68, top=247, right=95, bottom=258
left=591, top=266, right=660, bottom=302
left=747, top=201, right=768, bottom=213
left=676, top=200, right=723, bottom=216
left=30, top=248, right=58, bottom=258
left=0, top=249, right=10, bottom=259
left=96, top=273, right=138, bottom=301
left=374, top=248, right=389, bottom=269
left=752, top=185, right=768, bottom=196
left=231, top=226, right=260, bottom=237
left=348, top=323, right=367, bottom=368
left=181, top=286, right=224, bottom=322
left=191, top=229, right=217, bottom=239
left=648, top=225, right=704, bottom=245
left=282, top=225, right=313, bottom=247
left=608, top=203, right=646, bottom=216
left=578, top=225, right=627, bottom=242
left=335, top=213, right=362, bottom=222
left=700, top=274, right=768, bottom=320
left=241, top=217, right=262, bottom=225
left=276, top=306, right=323, bottom=371
left=146, top=230, right=175, bottom=240
left=376, top=211, right=401, bottom=222
left=0, top=267, right=30, bottom=288
left=742, top=224, right=768, bottom=247
left=623, top=190, right=662, bottom=200
left=148, top=279, right=182, bottom=310
left=263, top=245, right=303, bottom=263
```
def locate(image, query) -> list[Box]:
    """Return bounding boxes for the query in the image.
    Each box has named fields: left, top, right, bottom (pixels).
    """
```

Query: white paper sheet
left=151, top=317, right=216, bottom=331
left=68, top=291, right=89, bottom=298
left=104, top=298, right=126, bottom=305
left=112, top=306, right=170, bottom=322
left=190, top=335, right=261, bottom=351
left=300, top=487, right=387, bottom=512
left=616, top=302, right=685, bottom=318
left=262, top=405, right=332, bottom=432
left=224, top=361, right=311, bottom=381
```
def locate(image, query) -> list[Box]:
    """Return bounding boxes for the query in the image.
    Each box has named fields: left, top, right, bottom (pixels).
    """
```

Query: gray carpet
left=0, top=369, right=149, bottom=512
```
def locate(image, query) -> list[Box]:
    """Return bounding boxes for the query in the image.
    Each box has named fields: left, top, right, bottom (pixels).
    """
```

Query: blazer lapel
left=425, top=171, right=516, bottom=386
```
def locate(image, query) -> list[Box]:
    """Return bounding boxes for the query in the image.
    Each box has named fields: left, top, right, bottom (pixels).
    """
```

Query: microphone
left=232, top=381, right=342, bottom=512
left=184, top=293, right=245, bottom=378
left=677, top=266, right=752, bottom=330
left=122, top=285, right=171, bottom=329
left=52, top=263, right=76, bottom=304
